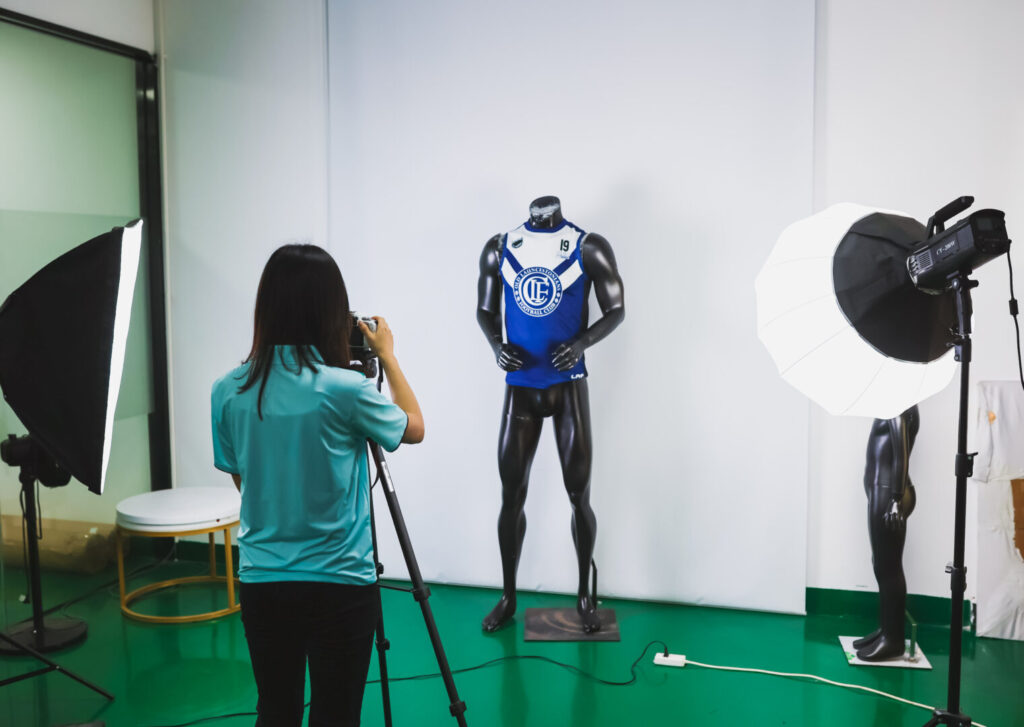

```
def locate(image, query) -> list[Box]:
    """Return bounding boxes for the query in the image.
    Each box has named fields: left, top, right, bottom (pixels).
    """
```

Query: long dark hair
left=238, top=244, right=353, bottom=418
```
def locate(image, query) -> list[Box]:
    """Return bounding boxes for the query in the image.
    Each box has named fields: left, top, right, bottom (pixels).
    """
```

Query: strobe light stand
left=757, top=197, right=1010, bottom=726
left=913, top=197, right=1011, bottom=727
left=923, top=271, right=975, bottom=727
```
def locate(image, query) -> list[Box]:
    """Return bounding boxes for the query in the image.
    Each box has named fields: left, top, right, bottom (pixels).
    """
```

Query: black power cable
left=22, top=546, right=184, bottom=621
left=1007, top=252, right=1024, bottom=392
left=141, top=640, right=671, bottom=727
left=371, top=639, right=670, bottom=688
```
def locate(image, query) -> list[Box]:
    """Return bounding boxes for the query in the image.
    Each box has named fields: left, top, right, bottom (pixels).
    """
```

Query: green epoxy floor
left=1, top=558, right=1022, bottom=727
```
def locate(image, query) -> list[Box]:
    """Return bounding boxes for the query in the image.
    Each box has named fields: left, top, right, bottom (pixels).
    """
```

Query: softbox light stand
left=924, top=271, right=976, bottom=727
left=0, top=436, right=113, bottom=700
left=0, top=435, right=82, bottom=652
left=0, top=221, right=140, bottom=702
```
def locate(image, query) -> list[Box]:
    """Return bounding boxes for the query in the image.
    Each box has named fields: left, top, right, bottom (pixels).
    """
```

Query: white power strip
left=653, top=652, right=686, bottom=667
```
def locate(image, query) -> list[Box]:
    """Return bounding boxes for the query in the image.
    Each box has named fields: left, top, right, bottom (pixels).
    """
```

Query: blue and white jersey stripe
left=500, top=219, right=589, bottom=389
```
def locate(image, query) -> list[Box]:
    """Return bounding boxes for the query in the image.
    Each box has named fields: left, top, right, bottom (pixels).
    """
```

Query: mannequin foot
left=577, top=595, right=601, bottom=633
left=482, top=593, right=516, bottom=632
left=856, top=633, right=905, bottom=661
left=852, top=628, right=882, bottom=650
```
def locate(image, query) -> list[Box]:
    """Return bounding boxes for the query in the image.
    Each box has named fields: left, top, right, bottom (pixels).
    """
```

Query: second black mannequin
left=854, top=405, right=919, bottom=661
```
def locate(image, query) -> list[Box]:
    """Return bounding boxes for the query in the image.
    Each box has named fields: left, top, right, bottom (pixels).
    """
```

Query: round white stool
left=115, top=487, right=241, bottom=624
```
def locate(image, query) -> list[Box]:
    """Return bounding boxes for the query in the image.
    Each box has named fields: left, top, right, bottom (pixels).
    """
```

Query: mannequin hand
left=497, top=344, right=526, bottom=372
left=551, top=339, right=585, bottom=371
left=883, top=498, right=906, bottom=535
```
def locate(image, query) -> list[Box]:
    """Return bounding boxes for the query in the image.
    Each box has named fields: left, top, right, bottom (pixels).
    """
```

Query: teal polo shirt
left=211, top=345, right=408, bottom=585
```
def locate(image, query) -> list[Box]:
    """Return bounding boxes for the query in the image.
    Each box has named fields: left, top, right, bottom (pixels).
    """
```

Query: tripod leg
left=370, top=442, right=468, bottom=726
left=415, top=595, right=468, bottom=726
left=373, top=607, right=393, bottom=727
left=367, top=474, right=393, bottom=727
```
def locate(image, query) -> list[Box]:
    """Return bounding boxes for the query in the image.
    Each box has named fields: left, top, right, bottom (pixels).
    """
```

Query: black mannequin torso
left=476, top=196, right=625, bottom=633
left=477, top=197, right=625, bottom=374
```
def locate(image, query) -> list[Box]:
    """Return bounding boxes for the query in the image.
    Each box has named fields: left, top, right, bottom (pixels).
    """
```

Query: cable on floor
left=29, top=557, right=995, bottom=727
left=143, top=639, right=991, bottom=727
left=45, top=547, right=177, bottom=616
left=141, top=641, right=668, bottom=727
left=369, top=639, right=668, bottom=688
left=680, top=656, right=988, bottom=727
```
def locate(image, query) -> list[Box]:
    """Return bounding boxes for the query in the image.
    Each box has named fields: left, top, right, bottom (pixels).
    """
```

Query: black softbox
left=0, top=220, right=142, bottom=494
left=833, top=212, right=956, bottom=363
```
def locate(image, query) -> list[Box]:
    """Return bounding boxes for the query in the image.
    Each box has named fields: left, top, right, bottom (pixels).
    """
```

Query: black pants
left=240, top=581, right=380, bottom=727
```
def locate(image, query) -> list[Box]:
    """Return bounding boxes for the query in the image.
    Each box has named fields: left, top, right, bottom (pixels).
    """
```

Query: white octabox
left=755, top=203, right=956, bottom=419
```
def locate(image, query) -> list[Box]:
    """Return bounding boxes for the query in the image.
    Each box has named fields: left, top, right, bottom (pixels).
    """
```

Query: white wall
left=26, top=0, right=1019, bottom=610
left=158, top=0, right=330, bottom=493
left=0, top=0, right=154, bottom=52
left=809, top=0, right=1024, bottom=601
left=327, top=0, right=815, bottom=613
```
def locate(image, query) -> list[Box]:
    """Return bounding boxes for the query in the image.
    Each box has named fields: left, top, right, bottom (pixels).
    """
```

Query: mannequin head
left=529, top=196, right=563, bottom=228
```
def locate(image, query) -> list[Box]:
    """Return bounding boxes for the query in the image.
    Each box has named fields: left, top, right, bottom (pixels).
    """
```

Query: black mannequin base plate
left=524, top=607, right=620, bottom=642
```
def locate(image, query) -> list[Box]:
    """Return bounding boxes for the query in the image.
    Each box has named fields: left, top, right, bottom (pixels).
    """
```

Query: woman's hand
left=357, top=316, right=423, bottom=443
left=358, top=316, right=394, bottom=362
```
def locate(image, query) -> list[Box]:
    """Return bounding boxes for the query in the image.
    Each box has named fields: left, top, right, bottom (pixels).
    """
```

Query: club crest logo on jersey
left=513, top=266, right=562, bottom=317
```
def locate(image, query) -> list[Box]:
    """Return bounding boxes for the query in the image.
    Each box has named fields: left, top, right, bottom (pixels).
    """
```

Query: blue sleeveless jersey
left=500, top=219, right=589, bottom=389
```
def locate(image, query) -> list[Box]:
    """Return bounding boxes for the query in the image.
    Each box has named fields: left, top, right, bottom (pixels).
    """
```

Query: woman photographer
left=211, top=244, right=423, bottom=727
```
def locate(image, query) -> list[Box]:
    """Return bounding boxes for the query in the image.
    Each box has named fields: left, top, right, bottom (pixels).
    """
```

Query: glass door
left=0, top=14, right=169, bottom=628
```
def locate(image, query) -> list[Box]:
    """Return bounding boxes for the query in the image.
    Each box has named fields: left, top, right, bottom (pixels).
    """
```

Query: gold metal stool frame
left=116, top=520, right=240, bottom=624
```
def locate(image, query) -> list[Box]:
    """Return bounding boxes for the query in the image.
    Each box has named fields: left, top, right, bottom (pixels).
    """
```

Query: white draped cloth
left=972, top=380, right=1024, bottom=640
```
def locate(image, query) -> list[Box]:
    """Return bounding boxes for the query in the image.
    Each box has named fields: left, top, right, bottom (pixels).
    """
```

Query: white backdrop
left=326, top=0, right=815, bottom=612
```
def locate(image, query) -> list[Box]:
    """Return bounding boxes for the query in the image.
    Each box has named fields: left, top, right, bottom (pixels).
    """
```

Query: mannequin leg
left=857, top=482, right=910, bottom=661
left=554, top=380, right=599, bottom=633
left=853, top=477, right=883, bottom=652
left=483, top=388, right=543, bottom=632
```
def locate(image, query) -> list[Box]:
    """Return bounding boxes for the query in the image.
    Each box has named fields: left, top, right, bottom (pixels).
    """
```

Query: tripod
left=362, top=366, right=468, bottom=726
left=923, top=271, right=976, bottom=727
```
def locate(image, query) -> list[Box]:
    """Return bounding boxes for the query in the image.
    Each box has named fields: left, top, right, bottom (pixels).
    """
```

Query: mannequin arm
left=551, top=233, right=625, bottom=371
left=882, top=413, right=911, bottom=531
left=889, top=413, right=910, bottom=499
left=477, top=234, right=525, bottom=371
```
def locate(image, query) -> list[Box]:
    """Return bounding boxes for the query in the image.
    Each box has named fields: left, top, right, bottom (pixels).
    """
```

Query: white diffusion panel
left=328, top=0, right=815, bottom=612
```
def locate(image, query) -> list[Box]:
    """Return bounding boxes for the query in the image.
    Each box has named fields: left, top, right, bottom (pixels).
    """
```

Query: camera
left=350, top=312, right=377, bottom=359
